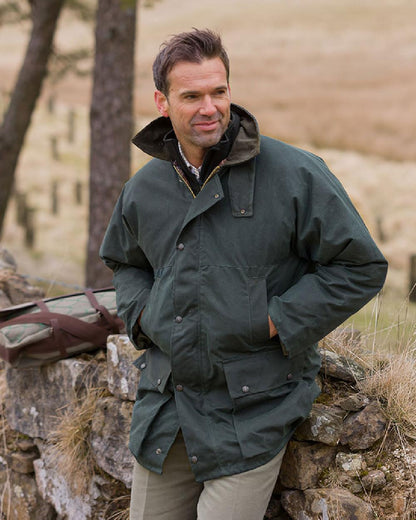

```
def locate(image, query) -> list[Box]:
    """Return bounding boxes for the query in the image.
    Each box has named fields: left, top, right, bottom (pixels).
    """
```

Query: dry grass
left=325, top=294, right=416, bottom=439
left=47, top=386, right=105, bottom=495
left=0, top=0, right=415, bottom=298
left=135, top=0, right=416, bottom=162
left=321, top=309, right=416, bottom=519
left=360, top=354, right=416, bottom=439
left=104, top=496, right=130, bottom=520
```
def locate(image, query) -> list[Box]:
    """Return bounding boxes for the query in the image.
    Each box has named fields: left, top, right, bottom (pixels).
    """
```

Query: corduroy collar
left=131, top=103, right=260, bottom=167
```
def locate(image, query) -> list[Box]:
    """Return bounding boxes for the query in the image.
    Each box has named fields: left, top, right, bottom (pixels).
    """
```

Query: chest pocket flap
left=228, top=158, right=256, bottom=218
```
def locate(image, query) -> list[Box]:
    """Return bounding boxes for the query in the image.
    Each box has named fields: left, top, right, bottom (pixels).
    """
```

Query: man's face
left=154, top=57, right=231, bottom=166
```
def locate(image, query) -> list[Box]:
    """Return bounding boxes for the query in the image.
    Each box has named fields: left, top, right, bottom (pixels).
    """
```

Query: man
left=100, top=29, right=387, bottom=520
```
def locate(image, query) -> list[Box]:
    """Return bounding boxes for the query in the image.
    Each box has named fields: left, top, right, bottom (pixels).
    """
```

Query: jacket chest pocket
left=201, top=267, right=270, bottom=352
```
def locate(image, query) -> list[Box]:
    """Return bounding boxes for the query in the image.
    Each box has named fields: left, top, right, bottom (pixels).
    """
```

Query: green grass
left=346, top=294, right=416, bottom=354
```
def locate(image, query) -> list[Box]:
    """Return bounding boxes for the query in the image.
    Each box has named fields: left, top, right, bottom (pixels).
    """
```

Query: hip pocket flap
left=134, top=346, right=171, bottom=394
left=223, top=349, right=297, bottom=401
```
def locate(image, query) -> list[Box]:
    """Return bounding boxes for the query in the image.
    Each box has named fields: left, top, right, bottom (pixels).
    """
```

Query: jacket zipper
left=173, top=165, right=196, bottom=198
left=174, top=162, right=224, bottom=197
left=201, top=164, right=223, bottom=190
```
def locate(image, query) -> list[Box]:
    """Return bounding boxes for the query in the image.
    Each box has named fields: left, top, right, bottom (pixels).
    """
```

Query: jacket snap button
left=176, top=384, right=184, bottom=392
left=287, top=373, right=293, bottom=380
left=242, top=385, right=250, bottom=393
left=175, top=316, right=183, bottom=323
left=157, top=378, right=162, bottom=385
left=177, top=243, right=185, bottom=251
left=155, top=448, right=162, bottom=455
left=191, top=455, right=198, bottom=464
left=240, top=209, right=246, bottom=215
left=214, top=193, right=220, bottom=199
left=140, top=362, right=146, bottom=369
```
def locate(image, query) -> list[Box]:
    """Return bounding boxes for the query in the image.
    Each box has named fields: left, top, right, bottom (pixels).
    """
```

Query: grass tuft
left=104, top=495, right=130, bottom=520
left=47, top=386, right=105, bottom=495
left=359, top=353, right=416, bottom=439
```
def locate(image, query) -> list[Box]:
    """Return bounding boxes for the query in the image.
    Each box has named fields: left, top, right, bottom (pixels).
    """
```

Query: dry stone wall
left=1, top=334, right=398, bottom=520
left=0, top=250, right=410, bottom=519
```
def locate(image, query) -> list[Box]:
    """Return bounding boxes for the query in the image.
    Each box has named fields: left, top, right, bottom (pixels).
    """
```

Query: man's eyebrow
left=179, top=85, right=229, bottom=96
left=179, top=89, right=200, bottom=96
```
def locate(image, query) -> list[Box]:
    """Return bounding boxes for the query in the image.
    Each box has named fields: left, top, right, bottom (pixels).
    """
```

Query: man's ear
left=154, top=90, right=169, bottom=117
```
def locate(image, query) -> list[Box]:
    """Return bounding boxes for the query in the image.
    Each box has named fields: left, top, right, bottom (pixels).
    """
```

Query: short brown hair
left=153, top=28, right=230, bottom=96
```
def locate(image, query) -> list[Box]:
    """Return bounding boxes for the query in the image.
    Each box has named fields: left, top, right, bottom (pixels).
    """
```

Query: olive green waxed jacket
left=100, top=104, right=387, bottom=482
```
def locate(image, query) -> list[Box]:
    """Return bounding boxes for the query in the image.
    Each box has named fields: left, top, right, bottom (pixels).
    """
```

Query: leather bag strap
left=84, top=289, right=120, bottom=333
left=0, top=311, right=111, bottom=347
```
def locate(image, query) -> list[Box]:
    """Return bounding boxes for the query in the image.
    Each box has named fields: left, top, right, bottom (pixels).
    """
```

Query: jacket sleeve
left=99, top=186, right=154, bottom=349
left=268, top=156, right=388, bottom=358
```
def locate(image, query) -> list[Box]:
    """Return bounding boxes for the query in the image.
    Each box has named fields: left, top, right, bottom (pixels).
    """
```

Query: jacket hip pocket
left=223, top=349, right=317, bottom=458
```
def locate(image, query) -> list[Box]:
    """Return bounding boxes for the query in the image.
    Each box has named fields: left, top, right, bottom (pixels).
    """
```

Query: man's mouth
left=193, top=119, right=219, bottom=131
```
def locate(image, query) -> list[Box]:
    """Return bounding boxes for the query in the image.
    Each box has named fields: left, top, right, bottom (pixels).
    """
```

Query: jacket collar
left=131, top=103, right=260, bottom=166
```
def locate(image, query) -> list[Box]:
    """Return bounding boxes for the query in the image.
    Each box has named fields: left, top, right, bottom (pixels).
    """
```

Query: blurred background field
left=0, top=0, right=415, bottom=345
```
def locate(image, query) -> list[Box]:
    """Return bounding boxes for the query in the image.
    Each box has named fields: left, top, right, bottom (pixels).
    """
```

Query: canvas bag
left=0, top=288, right=124, bottom=368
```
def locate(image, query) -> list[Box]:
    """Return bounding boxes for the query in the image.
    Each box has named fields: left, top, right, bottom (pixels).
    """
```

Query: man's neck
left=178, top=142, right=202, bottom=181
left=177, top=142, right=205, bottom=169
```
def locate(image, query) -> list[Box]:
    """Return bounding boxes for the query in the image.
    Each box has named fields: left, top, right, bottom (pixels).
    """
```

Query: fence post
left=51, top=181, right=59, bottom=215
left=24, top=208, right=36, bottom=249
left=410, top=255, right=416, bottom=303
left=48, top=94, right=55, bottom=114
left=68, top=108, right=76, bottom=143
left=15, top=192, right=27, bottom=226
left=376, top=216, right=386, bottom=243
left=50, top=136, right=59, bottom=160
left=74, top=181, right=83, bottom=205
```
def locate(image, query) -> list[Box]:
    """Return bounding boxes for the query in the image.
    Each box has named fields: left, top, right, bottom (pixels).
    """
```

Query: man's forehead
left=167, top=57, right=228, bottom=85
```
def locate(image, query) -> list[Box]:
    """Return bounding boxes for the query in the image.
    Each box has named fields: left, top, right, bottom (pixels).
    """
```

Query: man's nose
left=199, top=96, right=217, bottom=116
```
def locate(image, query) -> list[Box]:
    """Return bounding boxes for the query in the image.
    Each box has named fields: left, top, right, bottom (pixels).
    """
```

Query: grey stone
left=90, top=395, right=134, bottom=487
left=106, top=334, right=143, bottom=401
left=337, top=393, right=370, bottom=412
left=0, top=247, right=17, bottom=271
left=279, top=441, right=337, bottom=490
left=0, top=270, right=44, bottom=305
left=335, top=452, right=365, bottom=476
left=281, top=487, right=373, bottom=520
left=0, top=288, right=12, bottom=308
left=294, top=404, right=344, bottom=446
left=336, top=473, right=363, bottom=494
left=0, top=368, right=7, bottom=406
left=8, top=450, right=38, bottom=474
left=5, top=358, right=104, bottom=439
left=0, top=467, right=56, bottom=520
left=340, top=401, right=387, bottom=450
left=34, top=440, right=102, bottom=520
left=319, top=349, right=366, bottom=382
left=16, top=437, right=38, bottom=452
left=361, top=469, right=387, bottom=492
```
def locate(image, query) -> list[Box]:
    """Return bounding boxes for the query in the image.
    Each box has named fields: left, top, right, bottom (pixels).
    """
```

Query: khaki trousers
left=129, top=432, right=286, bottom=520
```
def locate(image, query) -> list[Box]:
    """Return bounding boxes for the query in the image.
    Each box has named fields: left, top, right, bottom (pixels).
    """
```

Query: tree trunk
left=0, top=0, right=65, bottom=236
left=86, top=0, right=137, bottom=288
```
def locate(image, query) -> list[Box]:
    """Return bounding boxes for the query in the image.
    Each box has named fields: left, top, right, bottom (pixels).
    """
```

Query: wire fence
left=20, top=274, right=87, bottom=292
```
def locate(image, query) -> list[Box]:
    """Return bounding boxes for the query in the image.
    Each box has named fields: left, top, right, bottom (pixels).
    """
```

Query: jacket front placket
left=168, top=173, right=226, bottom=476
left=170, top=172, right=224, bottom=379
